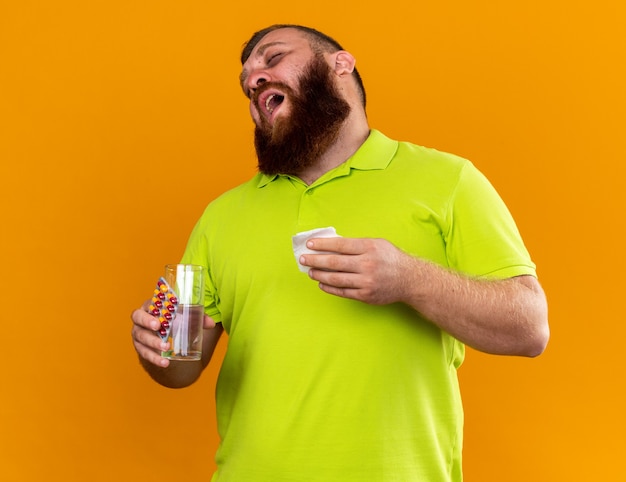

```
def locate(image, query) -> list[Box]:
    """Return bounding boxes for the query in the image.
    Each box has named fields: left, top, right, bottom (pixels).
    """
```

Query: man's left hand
left=299, top=237, right=411, bottom=305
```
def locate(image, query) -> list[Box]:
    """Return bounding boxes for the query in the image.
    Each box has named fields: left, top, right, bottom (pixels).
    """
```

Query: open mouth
left=264, top=93, right=285, bottom=115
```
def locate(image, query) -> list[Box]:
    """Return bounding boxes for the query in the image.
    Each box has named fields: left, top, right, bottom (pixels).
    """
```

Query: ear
left=333, top=50, right=356, bottom=77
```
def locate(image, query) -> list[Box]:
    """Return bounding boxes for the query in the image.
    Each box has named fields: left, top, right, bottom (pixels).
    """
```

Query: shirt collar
left=345, top=129, right=397, bottom=171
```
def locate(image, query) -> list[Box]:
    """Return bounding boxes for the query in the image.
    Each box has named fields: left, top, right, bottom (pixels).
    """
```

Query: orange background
left=2, top=1, right=624, bottom=481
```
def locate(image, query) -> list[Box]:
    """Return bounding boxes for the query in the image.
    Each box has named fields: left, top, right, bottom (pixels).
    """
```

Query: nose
left=246, top=69, right=269, bottom=96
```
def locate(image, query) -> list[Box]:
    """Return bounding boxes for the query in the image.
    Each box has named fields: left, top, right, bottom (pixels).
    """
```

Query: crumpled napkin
left=292, top=226, right=341, bottom=273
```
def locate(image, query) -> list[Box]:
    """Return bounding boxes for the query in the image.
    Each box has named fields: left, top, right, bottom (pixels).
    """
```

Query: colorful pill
left=150, top=277, right=179, bottom=342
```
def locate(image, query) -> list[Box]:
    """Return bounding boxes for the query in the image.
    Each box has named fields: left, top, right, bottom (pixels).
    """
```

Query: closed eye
left=267, top=52, right=283, bottom=66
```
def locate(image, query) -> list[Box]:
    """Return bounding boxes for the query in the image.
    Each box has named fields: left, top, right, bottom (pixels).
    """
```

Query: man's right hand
left=130, top=301, right=222, bottom=388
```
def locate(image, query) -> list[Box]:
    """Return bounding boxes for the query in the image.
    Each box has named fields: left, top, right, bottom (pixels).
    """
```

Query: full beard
left=252, top=54, right=351, bottom=177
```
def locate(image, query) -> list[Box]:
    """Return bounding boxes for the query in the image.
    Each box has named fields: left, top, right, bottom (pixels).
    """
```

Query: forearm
left=401, top=257, right=549, bottom=357
left=301, top=236, right=549, bottom=356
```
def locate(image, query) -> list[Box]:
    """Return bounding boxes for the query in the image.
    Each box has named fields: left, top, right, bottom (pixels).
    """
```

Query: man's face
left=241, top=29, right=314, bottom=127
left=240, top=29, right=351, bottom=176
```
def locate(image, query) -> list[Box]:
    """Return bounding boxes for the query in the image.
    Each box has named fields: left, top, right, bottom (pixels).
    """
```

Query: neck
left=296, top=112, right=370, bottom=185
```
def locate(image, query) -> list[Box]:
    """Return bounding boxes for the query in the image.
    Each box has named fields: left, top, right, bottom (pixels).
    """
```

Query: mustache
left=251, top=81, right=293, bottom=109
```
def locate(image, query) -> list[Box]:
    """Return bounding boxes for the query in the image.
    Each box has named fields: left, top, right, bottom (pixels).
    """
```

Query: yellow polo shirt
left=181, top=130, right=536, bottom=481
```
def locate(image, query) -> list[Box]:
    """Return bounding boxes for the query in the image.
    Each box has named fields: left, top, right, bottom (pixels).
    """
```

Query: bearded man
left=132, top=24, right=549, bottom=482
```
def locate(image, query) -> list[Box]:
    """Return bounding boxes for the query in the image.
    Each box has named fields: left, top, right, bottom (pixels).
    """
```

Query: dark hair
left=241, top=24, right=366, bottom=108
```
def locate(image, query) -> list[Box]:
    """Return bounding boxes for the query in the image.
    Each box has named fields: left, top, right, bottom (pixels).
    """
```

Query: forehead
left=240, top=28, right=314, bottom=89
left=243, top=29, right=312, bottom=66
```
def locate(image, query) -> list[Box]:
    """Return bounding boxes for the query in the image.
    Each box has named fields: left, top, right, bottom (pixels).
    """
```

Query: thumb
left=203, top=314, right=217, bottom=329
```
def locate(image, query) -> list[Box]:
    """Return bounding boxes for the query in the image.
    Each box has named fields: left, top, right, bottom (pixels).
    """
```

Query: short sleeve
left=445, top=162, right=536, bottom=279
left=179, top=211, right=223, bottom=322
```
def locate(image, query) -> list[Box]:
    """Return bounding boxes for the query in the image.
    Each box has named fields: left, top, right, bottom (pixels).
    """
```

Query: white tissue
left=292, top=227, right=341, bottom=273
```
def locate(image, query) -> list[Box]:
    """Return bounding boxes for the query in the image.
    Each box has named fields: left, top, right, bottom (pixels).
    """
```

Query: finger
left=131, top=324, right=170, bottom=367
left=302, top=251, right=362, bottom=273
left=203, top=314, right=217, bottom=330
left=131, top=306, right=161, bottom=331
left=131, top=305, right=169, bottom=359
left=309, top=268, right=361, bottom=288
left=135, top=341, right=170, bottom=367
left=131, top=321, right=168, bottom=351
left=306, top=237, right=365, bottom=255
left=317, top=282, right=361, bottom=301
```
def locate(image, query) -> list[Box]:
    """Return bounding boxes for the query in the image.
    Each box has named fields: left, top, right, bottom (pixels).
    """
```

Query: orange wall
left=2, top=1, right=624, bottom=481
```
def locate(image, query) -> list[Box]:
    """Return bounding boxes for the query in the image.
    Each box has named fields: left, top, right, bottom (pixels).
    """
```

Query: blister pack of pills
left=149, top=277, right=179, bottom=342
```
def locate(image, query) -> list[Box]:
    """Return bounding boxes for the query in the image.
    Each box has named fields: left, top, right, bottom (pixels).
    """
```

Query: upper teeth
left=265, top=94, right=275, bottom=113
